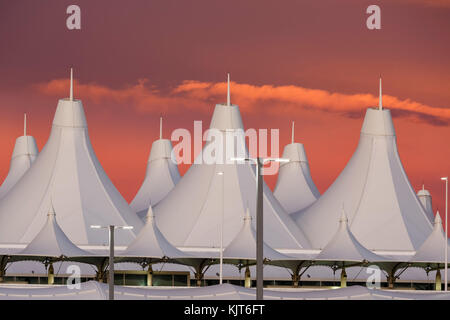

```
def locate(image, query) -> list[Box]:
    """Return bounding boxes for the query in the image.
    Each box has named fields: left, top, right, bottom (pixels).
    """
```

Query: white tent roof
left=410, top=212, right=450, bottom=263
left=315, top=210, right=387, bottom=262
left=19, top=204, right=92, bottom=258
left=154, top=78, right=311, bottom=250
left=0, top=71, right=143, bottom=246
left=121, top=206, right=189, bottom=259
left=0, top=281, right=106, bottom=300
left=130, top=118, right=181, bottom=215
left=223, top=209, right=292, bottom=261
left=0, top=116, right=38, bottom=199
left=293, top=84, right=432, bottom=251
left=417, top=185, right=434, bottom=223
left=105, top=282, right=450, bottom=300
left=273, top=123, right=320, bottom=214
left=1, top=281, right=450, bottom=300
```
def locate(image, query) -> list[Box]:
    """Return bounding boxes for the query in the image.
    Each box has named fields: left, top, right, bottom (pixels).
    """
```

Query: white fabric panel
left=20, top=210, right=92, bottom=257
left=0, top=99, right=143, bottom=246
left=316, top=212, right=387, bottom=262
left=155, top=103, right=311, bottom=250
left=121, top=207, right=190, bottom=258
left=417, top=188, right=434, bottom=222
left=411, top=214, right=450, bottom=263
left=130, top=139, right=180, bottom=213
left=223, top=211, right=292, bottom=261
left=0, top=281, right=449, bottom=300
left=293, top=108, right=432, bottom=251
left=0, top=135, right=38, bottom=199
left=274, top=143, right=320, bottom=214
left=0, top=281, right=105, bottom=300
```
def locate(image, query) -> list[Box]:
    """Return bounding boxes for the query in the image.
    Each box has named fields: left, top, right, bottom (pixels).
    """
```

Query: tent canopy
left=273, top=122, right=320, bottom=214
left=0, top=116, right=38, bottom=199
left=293, top=105, right=432, bottom=251
left=131, top=117, right=180, bottom=215
left=120, top=206, right=190, bottom=260
left=19, top=204, right=93, bottom=259
left=0, top=73, right=143, bottom=246
left=223, top=209, right=293, bottom=262
left=315, top=209, right=387, bottom=263
left=410, top=212, right=450, bottom=264
left=155, top=79, right=311, bottom=251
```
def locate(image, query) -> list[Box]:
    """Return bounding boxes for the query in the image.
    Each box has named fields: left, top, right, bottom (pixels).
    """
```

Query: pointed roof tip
left=159, top=116, right=163, bottom=140
left=70, top=67, right=74, bottom=101
left=378, top=76, right=382, bottom=110
left=227, top=72, right=231, bottom=107
left=434, top=211, right=442, bottom=224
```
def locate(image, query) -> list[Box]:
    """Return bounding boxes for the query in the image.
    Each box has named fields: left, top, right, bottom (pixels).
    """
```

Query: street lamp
left=230, top=157, right=288, bottom=300
left=442, top=177, right=448, bottom=291
left=90, top=224, right=134, bottom=300
left=217, top=171, right=224, bottom=285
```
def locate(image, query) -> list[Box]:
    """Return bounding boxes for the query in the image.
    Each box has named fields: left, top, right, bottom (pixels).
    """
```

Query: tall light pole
left=230, top=157, right=288, bottom=300
left=90, top=224, right=134, bottom=300
left=442, top=177, right=448, bottom=291
left=217, top=171, right=224, bottom=285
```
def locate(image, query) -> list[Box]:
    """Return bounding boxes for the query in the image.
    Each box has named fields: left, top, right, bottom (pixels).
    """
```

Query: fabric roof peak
left=434, top=211, right=442, bottom=226
left=293, top=98, right=431, bottom=251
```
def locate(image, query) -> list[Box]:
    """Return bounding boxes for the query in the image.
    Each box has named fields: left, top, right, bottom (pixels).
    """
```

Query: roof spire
left=434, top=211, right=442, bottom=228
left=227, top=73, right=231, bottom=107
left=378, top=76, right=382, bottom=110
left=291, top=121, right=295, bottom=144
left=24, top=113, right=27, bottom=136
left=160, top=116, right=163, bottom=140
left=70, top=67, right=74, bottom=101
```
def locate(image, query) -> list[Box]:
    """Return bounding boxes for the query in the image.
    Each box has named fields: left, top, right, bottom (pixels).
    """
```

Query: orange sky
left=0, top=0, right=449, bottom=221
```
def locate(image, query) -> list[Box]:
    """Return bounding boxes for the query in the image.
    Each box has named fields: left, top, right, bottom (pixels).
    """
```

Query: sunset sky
left=0, top=0, right=449, bottom=218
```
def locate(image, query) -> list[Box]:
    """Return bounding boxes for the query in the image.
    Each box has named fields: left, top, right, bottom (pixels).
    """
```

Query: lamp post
left=230, top=157, right=288, bottom=300
left=442, top=177, right=448, bottom=291
left=90, top=224, right=134, bottom=300
left=217, top=171, right=224, bottom=285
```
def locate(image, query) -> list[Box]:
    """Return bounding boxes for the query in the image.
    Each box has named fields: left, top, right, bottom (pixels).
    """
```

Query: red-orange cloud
left=36, top=79, right=211, bottom=115
left=35, top=78, right=450, bottom=126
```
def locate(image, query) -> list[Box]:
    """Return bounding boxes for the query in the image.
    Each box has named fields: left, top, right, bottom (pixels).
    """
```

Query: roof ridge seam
left=349, top=136, right=375, bottom=229
left=81, top=129, right=133, bottom=235
left=20, top=128, right=64, bottom=243
left=183, top=162, right=218, bottom=246
left=258, top=167, right=306, bottom=249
